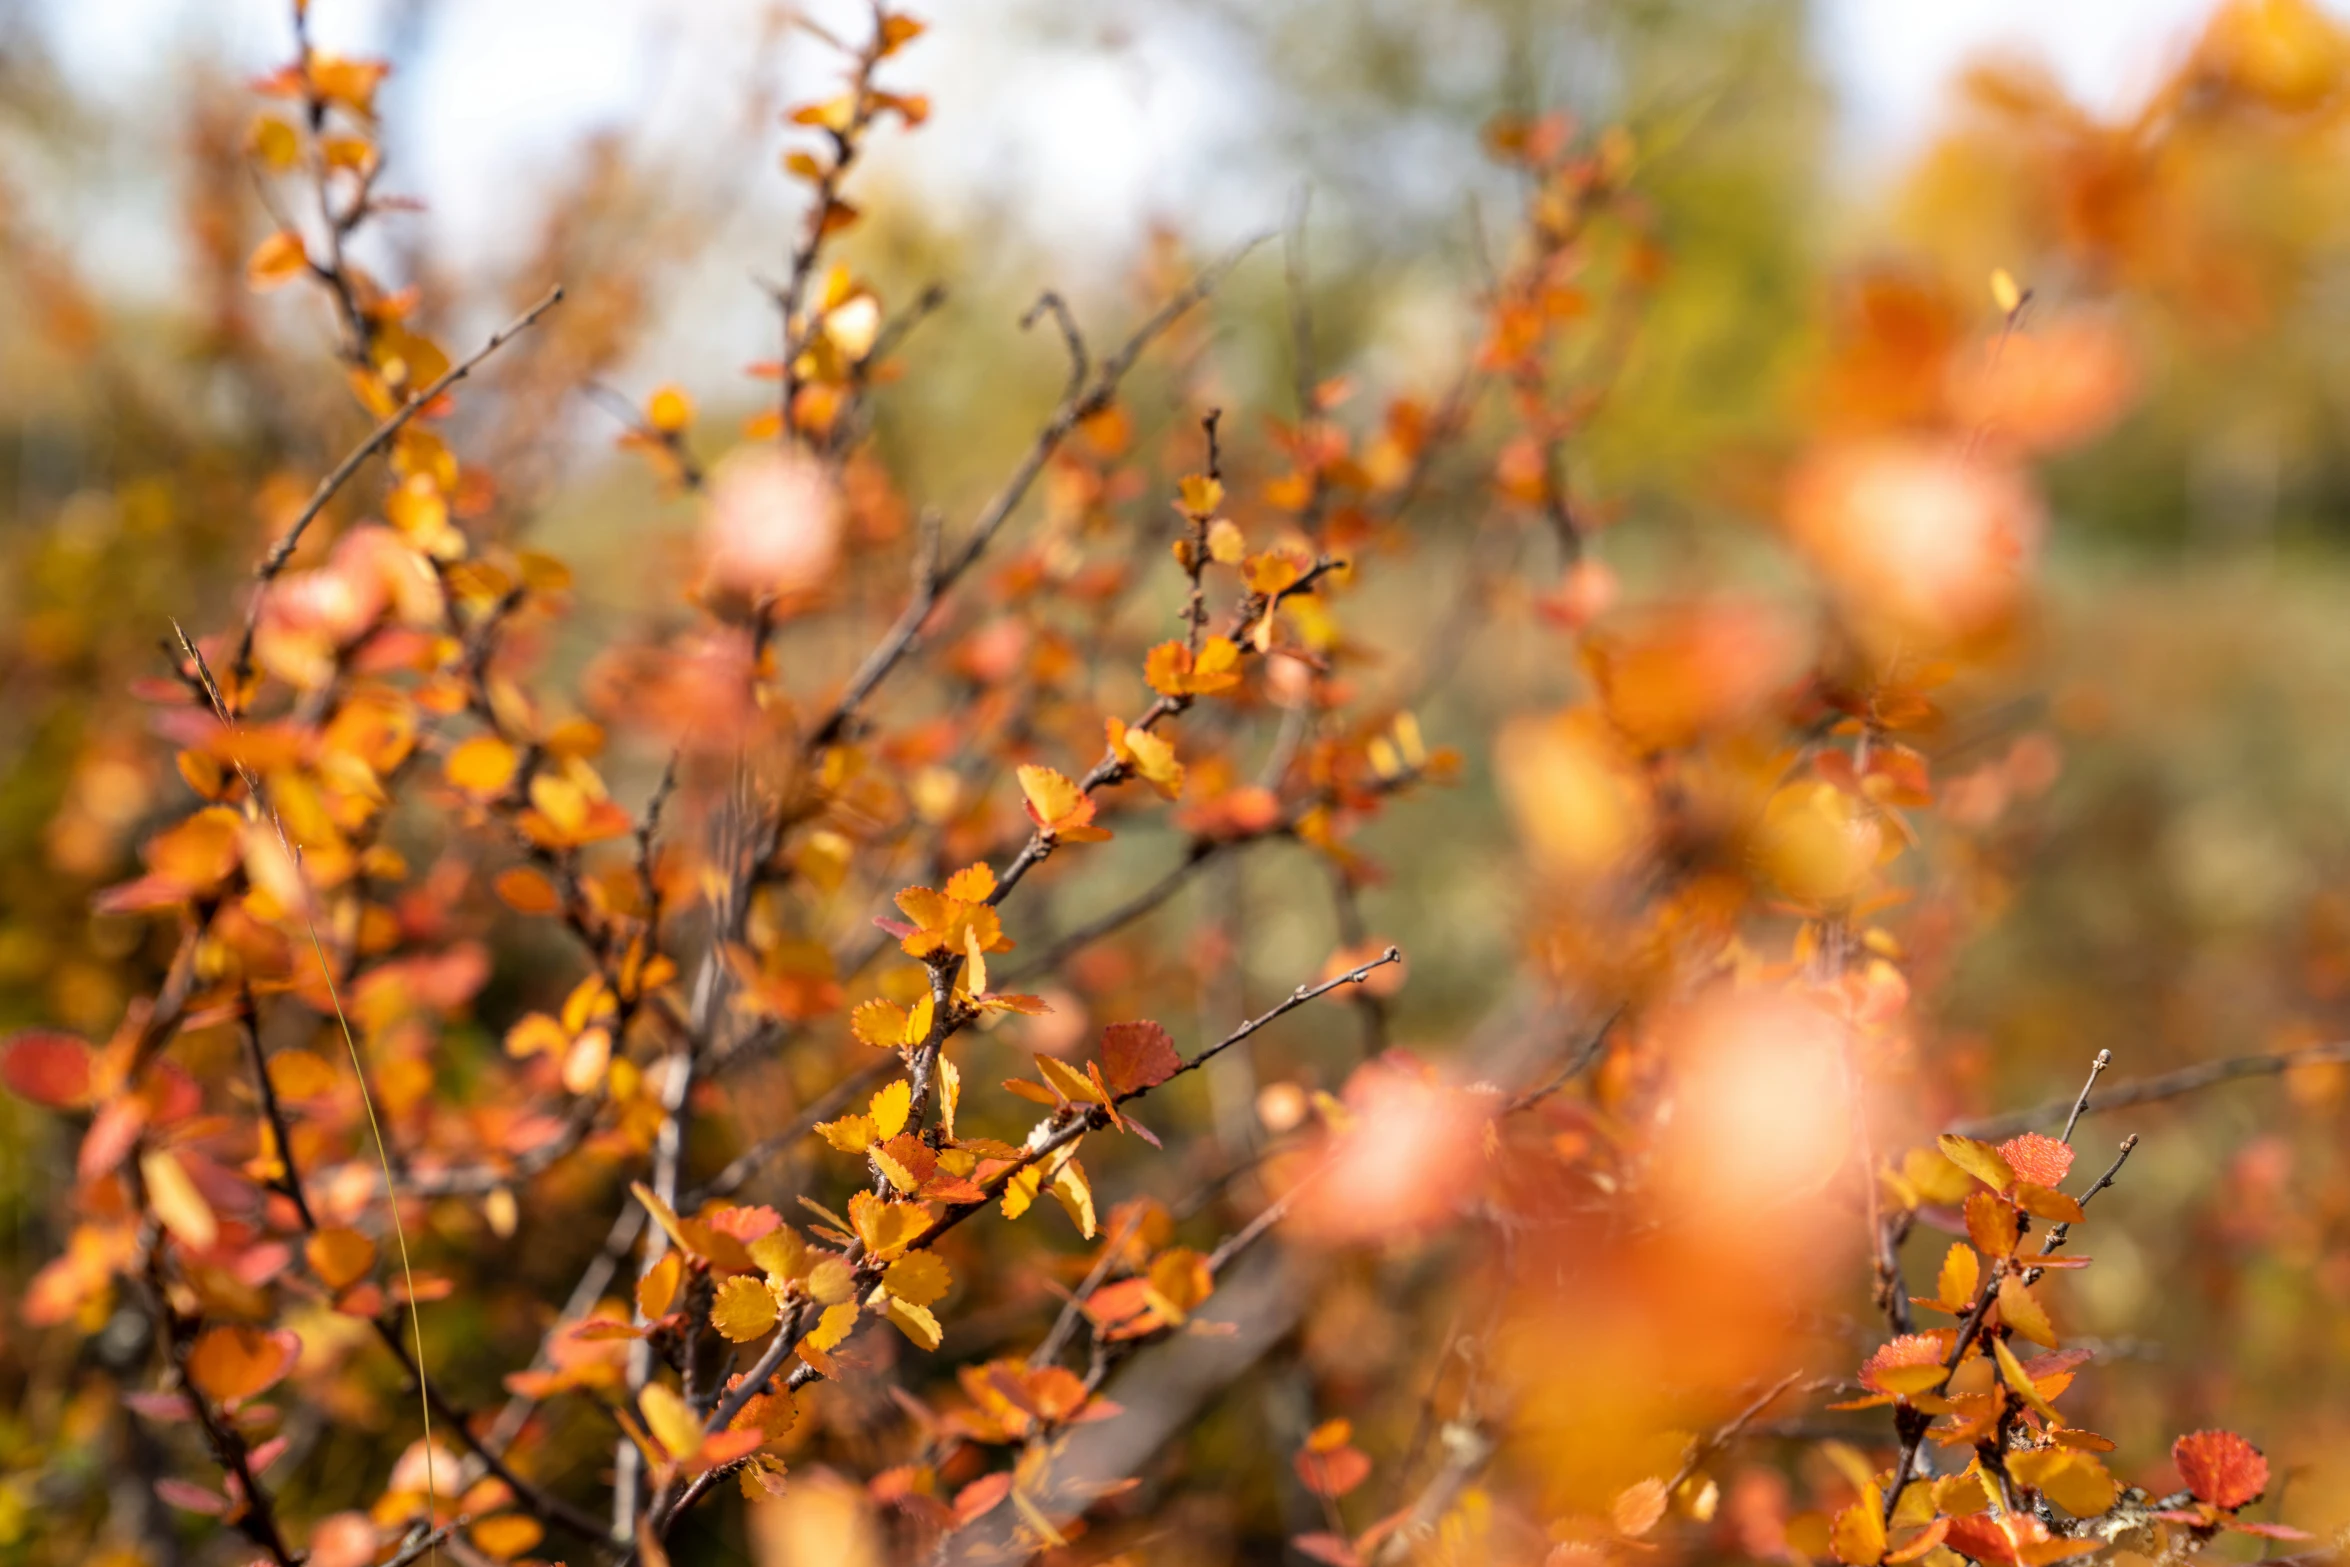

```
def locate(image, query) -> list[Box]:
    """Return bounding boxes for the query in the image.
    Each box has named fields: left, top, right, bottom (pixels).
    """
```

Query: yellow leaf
left=1990, top=268, right=2023, bottom=315
left=964, top=924, right=989, bottom=997
left=141, top=1148, right=217, bottom=1250
left=2008, top=1449, right=2117, bottom=1518
left=638, top=1383, right=704, bottom=1465
left=937, top=1055, right=961, bottom=1142
left=869, top=1079, right=912, bottom=1141
left=1018, top=764, right=1085, bottom=828
left=1144, top=1247, right=1213, bottom=1322
left=1050, top=1157, right=1096, bottom=1239
left=882, top=1250, right=951, bottom=1307
left=848, top=1190, right=931, bottom=1260
left=248, top=114, right=300, bottom=172
left=805, top=1300, right=859, bottom=1352
left=1035, top=1054, right=1101, bottom=1106
left=633, top=1182, right=699, bottom=1260
left=504, top=1013, right=568, bottom=1061
left=805, top=1257, right=854, bottom=1305
left=1830, top=1488, right=1887, bottom=1566
left=870, top=1142, right=923, bottom=1194
left=1998, top=1273, right=2058, bottom=1349
left=748, top=1228, right=804, bottom=1284
left=1992, top=1335, right=2063, bottom=1421
left=817, top=1113, right=878, bottom=1153
left=445, top=735, right=519, bottom=797
left=1937, top=1134, right=2015, bottom=1193
left=1001, top=1162, right=1042, bottom=1222
left=1937, top=1242, right=1979, bottom=1313
left=711, top=1276, right=781, bottom=1343
left=638, top=1251, right=683, bottom=1319
left=1176, top=474, right=1224, bottom=517
left=851, top=999, right=910, bottom=1050
left=885, top=1296, right=943, bottom=1351
left=468, top=1514, right=545, bottom=1561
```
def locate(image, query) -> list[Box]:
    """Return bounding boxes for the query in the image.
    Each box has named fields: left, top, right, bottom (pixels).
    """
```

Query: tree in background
left=6, top=2, right=2350, bottom=1566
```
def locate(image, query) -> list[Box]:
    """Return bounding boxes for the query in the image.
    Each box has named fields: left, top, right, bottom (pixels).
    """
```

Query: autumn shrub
left=8, top=4, right=2350, bottom=1567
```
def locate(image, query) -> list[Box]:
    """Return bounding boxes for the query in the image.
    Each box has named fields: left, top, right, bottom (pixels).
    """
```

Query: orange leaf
left=306, top=1227, right=377, bottom=1291
left=494, top=866, right=561, bottom=914
left=1964, top=1190, right=2019, bottom=1259
left=1613, top=1476, right=1670, bottom=1537
left=2174, top=1429, right=2269, bottom=1510
left=187, top=1324, right=300, bottom=1406
left=246, top=229, right=310, bottom=290
left=1997, top=1131, right=2075, bottom=1189
left=1860, top=1333, right=1950, bottom=1397
left=1101, top=1021, right=1180, bottom=1096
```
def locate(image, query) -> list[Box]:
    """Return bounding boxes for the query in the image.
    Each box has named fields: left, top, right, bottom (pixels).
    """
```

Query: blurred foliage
left=8, top=1, right=2350, bottom=1565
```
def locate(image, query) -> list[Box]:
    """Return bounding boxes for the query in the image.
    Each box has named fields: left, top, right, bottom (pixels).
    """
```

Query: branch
left=1950, top=1042, right=2350, bottom=1142
left=801, top=236, right=1266, bottom=752
left=231, top=285, right=565, bottom=692
left=650, top=948, right=1403, bottom=1546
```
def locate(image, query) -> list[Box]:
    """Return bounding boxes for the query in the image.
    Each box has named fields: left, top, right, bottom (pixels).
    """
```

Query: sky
left=23, top=0, right=2284, bottom=262
left=13, top=0, right=2330, bottom=393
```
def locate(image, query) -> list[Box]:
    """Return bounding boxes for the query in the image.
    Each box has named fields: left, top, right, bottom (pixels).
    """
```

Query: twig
left=802, top=238, right=1264, bottom=752
left=1951, top=1043, right=2350, bottom=1141
left=648, top=948, right=1404, bottom=1548
left=2061, top=1049, right=2112, bottom=1144
left=1505, top=1007, right=1623, bottom=1113
left=231, top=285, right=566, bottom=692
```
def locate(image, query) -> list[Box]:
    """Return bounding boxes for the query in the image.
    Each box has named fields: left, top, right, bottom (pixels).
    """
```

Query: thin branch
left=1505, top=1007, right=1623, bottom=1113
left=1020, top=289, right=1089, bottom=404
left=232, top=285, right=566, bottom=691
left=687, top=1054, right=899, bottom=1206
left=1000, top=840, right=1227, bottom=985
left=1951, top=1043, right=2350, bottom=1142
left=2060, top=1049, right=2113, bottom=1144
left=802, top=238, right=1264, bottom=753
left=651, top=948, right=1405, bottom=1547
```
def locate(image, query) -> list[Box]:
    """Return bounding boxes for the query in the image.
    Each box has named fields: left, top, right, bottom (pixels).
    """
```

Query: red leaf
left=1996, top=1132, right=2075, bottom=1190
left=1102, top=1021, right=1180, bottom=1097
left=2174, top=1429, right=2269, bottom=1510
left=1295, top=1444, right=1373, bottom=1499
left=2, top=1030, right=95, bottom=1109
